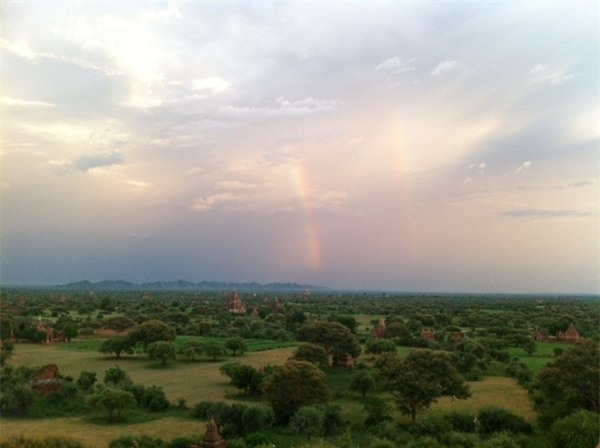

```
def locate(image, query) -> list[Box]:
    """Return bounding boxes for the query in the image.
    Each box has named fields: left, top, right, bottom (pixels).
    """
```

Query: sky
left=1, top=1, right=598, bottom=294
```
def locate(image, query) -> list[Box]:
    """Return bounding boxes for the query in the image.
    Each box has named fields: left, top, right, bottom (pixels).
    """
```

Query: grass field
left=0, top=417, right=205, bottom=448
left=2, top=340, right=538, bottom=447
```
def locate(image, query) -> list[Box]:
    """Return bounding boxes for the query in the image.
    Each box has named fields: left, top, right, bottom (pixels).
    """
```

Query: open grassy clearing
left=9, top=341, right=295, bottom=404
left=0, top=417, right=205, bottom=448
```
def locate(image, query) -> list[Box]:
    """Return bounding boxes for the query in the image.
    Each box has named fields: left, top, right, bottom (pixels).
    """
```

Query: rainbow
left=290, top=163, right=322, bottom=270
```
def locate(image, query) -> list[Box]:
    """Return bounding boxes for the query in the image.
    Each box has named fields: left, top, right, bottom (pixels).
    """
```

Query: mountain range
left=53, top=279, right=327, bottom=292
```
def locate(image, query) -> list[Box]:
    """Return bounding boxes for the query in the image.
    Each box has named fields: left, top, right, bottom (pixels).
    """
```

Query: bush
left=140, top=386, right=169, bottom=412
left=108, top=435, right=167, bottom=448
left=0, top=436, right=87, bottom=448
left=1, top=383, right=36, bottom=417
left=290, top=406, right=325, bottom=438
left=241, top=406, right=275, bottom=433
left=443, top=411, right=477, bottom=433
left=76, top=371, right=97, bottom=392
left=410, top=414, right=452, bottom=437
left=549, top=410, right=600, bottom=448
left=477, top=407, right=532, bottom=434
left=479, top=432, right=521, bottom=448
left=169, top=438, right=195, bottom=448
left=244, top=433, right=269, bottom=447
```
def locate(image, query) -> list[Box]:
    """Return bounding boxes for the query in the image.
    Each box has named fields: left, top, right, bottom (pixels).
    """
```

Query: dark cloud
left=502, top=209, right=594, bottom=219
left=73, top=151, right=125, bottom=172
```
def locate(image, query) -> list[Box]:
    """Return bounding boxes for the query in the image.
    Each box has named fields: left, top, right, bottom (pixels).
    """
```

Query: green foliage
left=99, top=336, right=135, bottom=359
left=1, top=383, right=36, bottom=417
left=128, top=320, right=176, bottom=349
left=290, top=406, right=326, bottom=438
left=0, top=436, right=88, bottom=448
left=477, top=407, right=532, bottom=434
left=348, top=369, right=376, bottom=397
left=1, top=341, right=14, bottom=366
left=536, top=341, right=600, bottom=414
left=362, top=396, right=393, bottom=427
left=296, top=321, right=361, bottom=358
left=479, top=432, right=521, bottom=448
left=103, top=365, right=133, bottom=388
left=108, top=435, right=167, bottom=448
left=139, top=386, right=170, bottom=412
left=225, top=337, right=247, bottom=355
left=262, top=360, right=331, bottom=422
left=244, top=433, right=269, bottom=447
left=292, top=343, right=330, bottom=369
left=147, top=341, right=176, bottom=367
left=177, top=340, right=204, bottom=361
left=241, top=406, right=275, bottom=433
left=380, top=350, right=470, bottom=422
left=76, top=371, right=97, bottom=391
left=365, top=339, right=397, bottom=355
left=549, top=410, right=600, bottom=448
left=202, top=341, right=227, bottom=361
left=88, top=387, right=136, bottom=421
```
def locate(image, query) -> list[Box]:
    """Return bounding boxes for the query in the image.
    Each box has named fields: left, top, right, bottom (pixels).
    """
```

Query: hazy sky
left=1, top=2, right=598, bottom=293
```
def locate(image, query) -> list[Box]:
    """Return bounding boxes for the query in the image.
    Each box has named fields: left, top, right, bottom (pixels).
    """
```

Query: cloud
left=219, top=96, right=339, bottom=118
left=375, top=56, right=416, bottom=73
left=188, top=193, right=240, bottom=211
left=192, top=77, right=231, bottom=94
left=502, top=209, right=594, bottom=219
left=215, top=180, right=258, bottom=191
left=529, top=64, right=575, bottom=86
left=1, top=96, right=56, bottom=107
left=73, top=151, right=125, bottom=171
left=430, top=60, right=468, bottom=76
left=515, top=161, right=532, bottom=173
left=49, top=151, right=125, bottom=173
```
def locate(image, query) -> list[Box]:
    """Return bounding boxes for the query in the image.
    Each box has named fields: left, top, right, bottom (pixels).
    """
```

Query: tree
left=202, top=341, right=227, bottom=361
left=178, top=340, right=204, bottom=361
left=262, top=360, right=330, bottom=422
left=296, top=321, right=361, bottom=361
left=1, top=341, right=14, bottom=366
left=147, top=341, right=176, bottom=367
left=62, top=323, right=78, bottom=342
left=549, top=410, right=600, bottom=448
left=225, top=337, right=247, bottom=356
left=348, top=370, right=376, bottom=398
left=522, top=338, right=537, bottom=356
left=76, top=371, right=97, bottom=391
left=88, top=387, right=136, bottom=421
left=230, top=364, right=262, bottom=396
left=290, top=406, right=325, bottom=439
left=537, top=341, right=599, bottom=413
left=365, top=339, right=397, bottom=355
left=99, top=336, right=135, bottom=359
left=380, top=350, right=470, bottom=422
left=291, top=343, right=330, bottom=369
left=103, top=366, right=133, bottom=389
left=128, top=320, right=176, bottom=349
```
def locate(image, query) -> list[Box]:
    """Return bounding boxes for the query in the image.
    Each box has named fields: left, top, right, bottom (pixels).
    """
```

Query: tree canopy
left=296, top=321, right=361, bottom=359
left=262, top=360, right=330, bottom=422
left=380, top=349, right=470, bottom=422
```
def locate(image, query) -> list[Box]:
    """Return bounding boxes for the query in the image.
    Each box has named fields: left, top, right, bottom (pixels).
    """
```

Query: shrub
left=241, top=406, right=275, bottom=433
left=290, top=406, right=325, bottom=438
left=477, top=407, right=532, bottom=434
left=169, top=438, right=195, bottom=448
left=140, top=386, right=169, bottom=412
left=443, top=411, right=477, bottom=433
left=0, top=436, right=87, bottom=448
left=244, top=433, right=269, bottom=447
left=1, top=383, right=36, bottom=417
left=410, top=414, right=452, bottom=437
left=108, top=435, right=167, bottom=448
left=549, top=410, right=600, bottom=448
left=479, top=432, right=521, bottom=448
left=76, top=371, right=97, bottom=392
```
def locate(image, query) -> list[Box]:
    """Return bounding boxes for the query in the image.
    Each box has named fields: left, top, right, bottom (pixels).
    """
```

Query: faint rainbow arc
left=290, top=164, right=322, bottom=270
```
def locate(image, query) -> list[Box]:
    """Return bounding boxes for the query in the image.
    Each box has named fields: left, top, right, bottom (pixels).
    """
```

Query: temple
left=226, top=291, right=247, bottom=315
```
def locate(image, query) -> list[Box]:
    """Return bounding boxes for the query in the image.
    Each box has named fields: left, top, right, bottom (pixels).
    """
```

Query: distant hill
left=54, top=279, right=327, bottom=292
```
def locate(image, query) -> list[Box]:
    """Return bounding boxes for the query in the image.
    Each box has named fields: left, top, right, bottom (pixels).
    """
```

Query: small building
left=226, top=291, right=247, bottom=315
left=191, top=417, right=227, bottom=448
left=420, top=328, right=436, bottom=342
left=371, top=319, right=386, bottom=339
left=333, top=353, right=355, bottom=368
